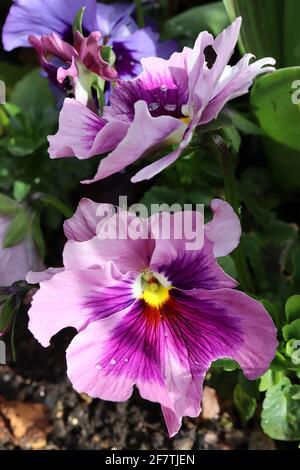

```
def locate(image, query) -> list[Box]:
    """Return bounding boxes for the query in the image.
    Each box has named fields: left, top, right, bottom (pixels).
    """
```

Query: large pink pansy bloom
left=0, top=214, right=43, bottom=287
left=48, top=18, right=275, bottom=183
left=27, top=198, right=277, bottom=437
left=29, top=31, right=117, bottom=105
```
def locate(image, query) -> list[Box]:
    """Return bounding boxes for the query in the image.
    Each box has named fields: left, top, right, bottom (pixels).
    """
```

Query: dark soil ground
left=0, top=310, right=278, bottom=451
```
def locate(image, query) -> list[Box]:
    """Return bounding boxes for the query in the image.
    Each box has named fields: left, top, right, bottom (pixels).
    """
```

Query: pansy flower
left=2, top=0, right=176, bottom=80
left=28, top=31, right=118, bottom=106
left=27, top=198, right=277, bottom=436
left=0, top=213, right=43, bottom=287
left=48, top=18, right=276, bottom=184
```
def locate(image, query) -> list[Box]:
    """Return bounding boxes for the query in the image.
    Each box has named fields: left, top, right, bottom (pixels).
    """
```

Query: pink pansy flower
left=0, top=214, right=43, bottom=287
left=48, top=18, right=275, bottom=183
left=29, top=31, right=118, bottom=105
left=27, top=198, right=277, bottom=437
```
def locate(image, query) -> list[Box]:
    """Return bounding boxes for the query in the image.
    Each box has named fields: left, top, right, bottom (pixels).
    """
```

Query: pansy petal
left=95, top=2, right=135, bottom=38
left=0, top=215, right=43, bottom=286
left=48, top=98, right=128, bottom=159
left=149, top=214, right=237, bottom=290
left=179, top=288, right=278, bottom=379
left=205, top=199, right=241, bottom=257
left=188, top=19, right=241, bottom=117
left=66, top=299, right=200, bottom=435
left=2, top=0, right=98, bottom=51
left=199, top=55, right=276, bottom=125
left=63, top=211, right=154, bottom=272
left=131, top=117, right=193, bottom=183
left=113, top=28, right=158, bottom=79
left=66, top=302, right=174, bottom=405
left=84, top=100, right=185, bottom=183
left=28, top=263, right=135, bottom=347
left=63, top=198, right=115, bottom=242
left=26, top=267, right=64, bottom=284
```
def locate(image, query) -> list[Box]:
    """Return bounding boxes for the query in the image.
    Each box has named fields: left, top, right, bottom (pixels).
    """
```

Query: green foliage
left=73, top=6, right=86, bottom=34
left=234, top=383, right=257, bottom=425
left=285, top=296, right=300, bottom=323
left=3, top=210, right=30, bottom=248
left=262, top=378, right=300, bottom=441
left=223, top=0, right=300, bottom=68
left=250, top=68, right=300, bottom=153
left=162, top=2, right=229, bottom=45
left=0, top=296, right=15, bottom=333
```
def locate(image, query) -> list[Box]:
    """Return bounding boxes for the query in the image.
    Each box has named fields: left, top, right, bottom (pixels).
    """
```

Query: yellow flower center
left=181, top=116, right=191, bottom=125
left=140, top=272, right=171, bottom=308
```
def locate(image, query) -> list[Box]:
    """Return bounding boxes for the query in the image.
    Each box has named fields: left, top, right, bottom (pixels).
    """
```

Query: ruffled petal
left=205, top=199, right=241, bottom=257
left=199, top=55, right=276, bottom=125
left=48, top=98, right=128, bottom=159
left=26, top=267, right=64, bottom=284
left=83, top=100, right=185, bottom=183
left=63, top=211, right=154, bottom=272
left=63, top=198, right=115, bottom=242
left=28, top=262, right=135, bottom=347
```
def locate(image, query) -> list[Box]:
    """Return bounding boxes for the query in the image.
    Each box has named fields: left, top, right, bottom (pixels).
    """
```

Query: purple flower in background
left=0, top=214, right=43, bottom=287
left=2, top=0, right=176, bottom=80
left=48, top=18, right=276, bottom=184
left=27, top=198, right=277, bottom=436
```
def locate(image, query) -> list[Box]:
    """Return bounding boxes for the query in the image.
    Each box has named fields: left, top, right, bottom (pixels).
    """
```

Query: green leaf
left=263, top=138, right=300, bottom=194
left=262, top=377, right=300, bottom=441
left=234, top=383, right=257, bottom=424
left=101, top=46, right=116, bottom=67
left=10, top=69, right=54, bottom=113
left=283, top=0, right=300, bottom=67
left=283, top=319, right=300, bottom=341
left=226, top=109, right=264, bottom=136
left=217, top=255, right=237, bottom=279
left=223, top=0, right=283, bottom=64
left=13, top=181, right=31, bottom=202
left=285, top=295, right=300, bottom=323
left=213, top=358, right=240, bottom=371
left=72, top=6, right=85, bottom=34
left=3, top=210, right=30, bottom=248
left=0, top=194, right=20, bottom=216
left=0, top=296, right=15, bottom=332
left=270, top=352, right=289, bottom=371
left=32, top=213, right=45, bottom=260
left=7, top=136, right=41, bottom=157
left=286, top=338, right=300, bottom=360
left=250, top=68, right=300, bottom=152
left=162, top=2, right=229, bottom=44
left=259, top=369, right=285, bottom=392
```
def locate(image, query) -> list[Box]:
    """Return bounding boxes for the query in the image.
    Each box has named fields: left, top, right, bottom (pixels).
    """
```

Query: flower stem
left=213, top=134, right=256, bottom=294
left=135, top=0, right=145, bottom=28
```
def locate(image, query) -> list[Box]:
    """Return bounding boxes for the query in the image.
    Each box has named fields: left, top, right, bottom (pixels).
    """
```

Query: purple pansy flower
left=28, top=31, right=118, bottom=106
left=48, top=18, right=276, bottom=184
left=2, top=0, right=176, bottom=80
left=27, top=198, right=277, bottom=436
left=0, top=214, right=43, bottom=287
